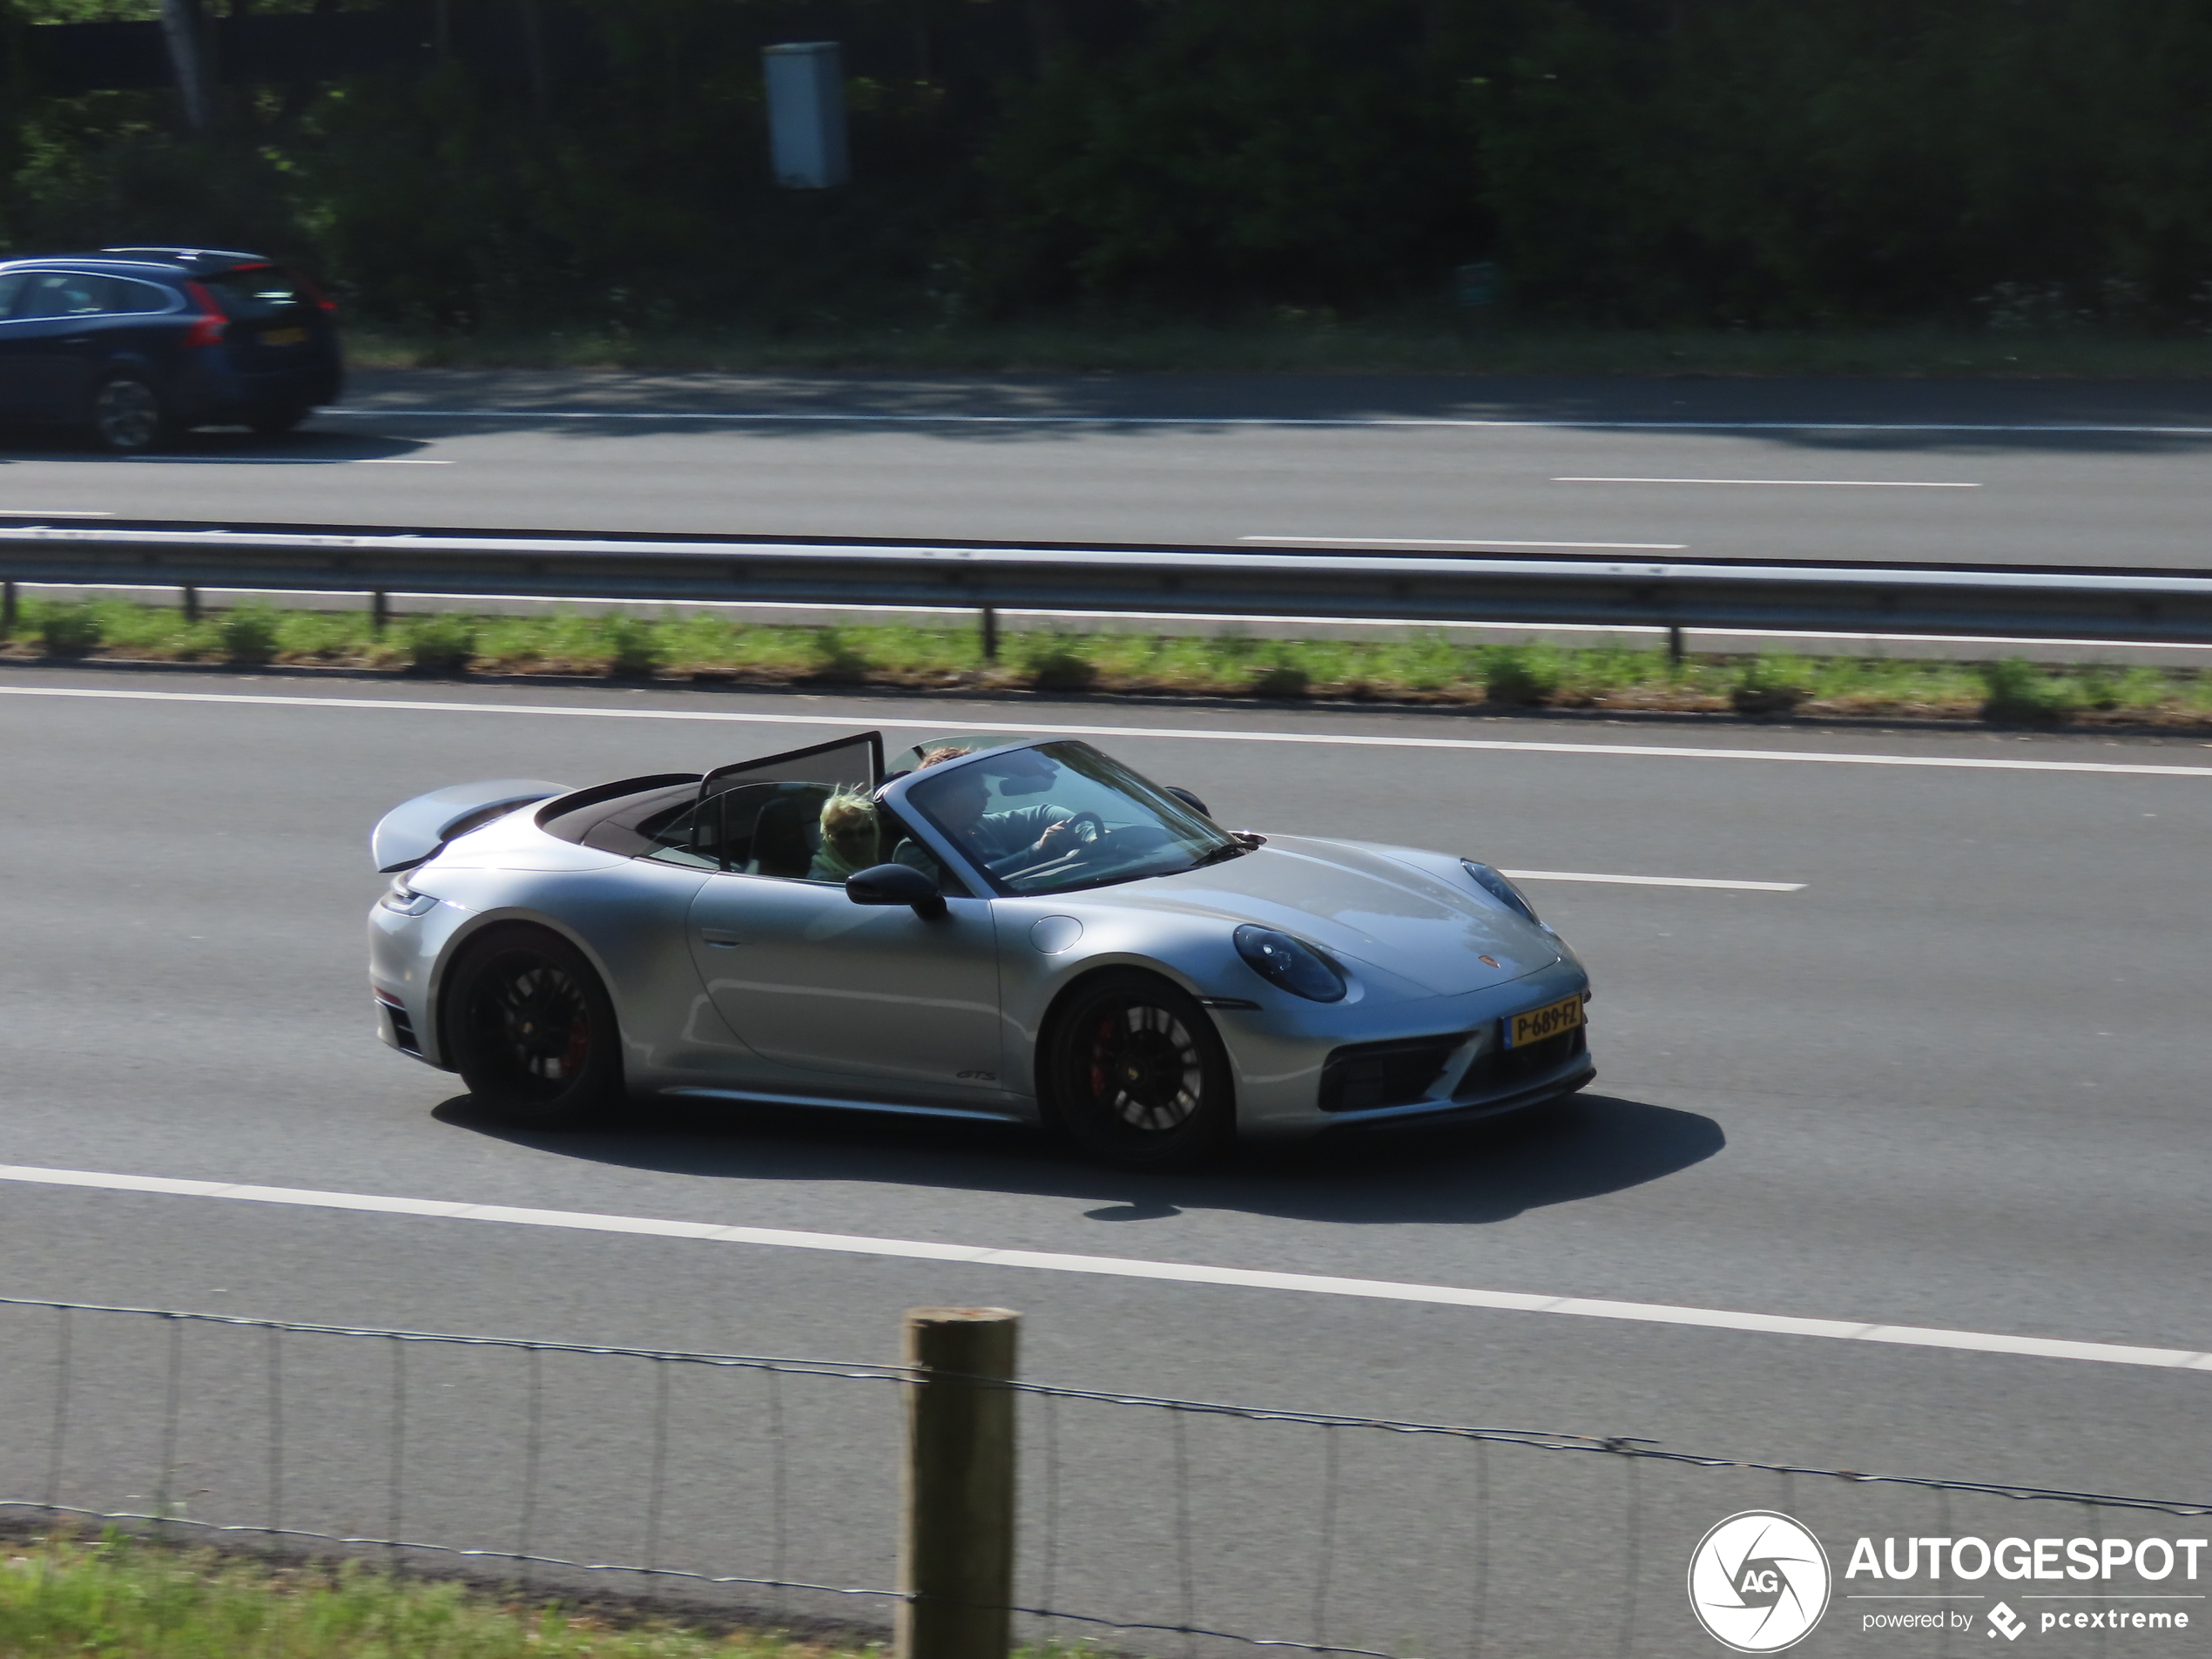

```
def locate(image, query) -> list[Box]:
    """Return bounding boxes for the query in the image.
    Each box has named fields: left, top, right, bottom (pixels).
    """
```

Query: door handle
left=699, top=928, right=745, bottom=948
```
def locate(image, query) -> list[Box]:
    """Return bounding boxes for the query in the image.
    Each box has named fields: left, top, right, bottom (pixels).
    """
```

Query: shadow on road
left=320, top=367, right=2212, bottom=457
left=0, top=424, right=436, bottom=463
left=430, top=1089, right=1723, bottom=1227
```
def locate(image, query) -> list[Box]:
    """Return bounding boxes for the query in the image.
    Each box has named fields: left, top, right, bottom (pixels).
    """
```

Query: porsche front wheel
left=1042, top=971, right=1233, bottom=1170
left=446, top=927, right=624, bottom=1128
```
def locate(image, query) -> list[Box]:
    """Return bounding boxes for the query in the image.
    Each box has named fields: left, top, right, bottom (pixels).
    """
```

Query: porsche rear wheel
left=446, top=927, right=624, bottom=1128
left=1042, top=970, right=1233, bottom=1170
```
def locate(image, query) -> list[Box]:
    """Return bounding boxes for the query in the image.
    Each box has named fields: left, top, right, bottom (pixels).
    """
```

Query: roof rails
left=99, top=246, right=268, bottom=266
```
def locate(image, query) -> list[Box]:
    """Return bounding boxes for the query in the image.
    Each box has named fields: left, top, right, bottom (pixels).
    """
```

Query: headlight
left=1234, top=924, right=1347, bottom=1002
left=1461, top=860, right=1543, bottom=927
left=378, top=876, right=438, bottom=916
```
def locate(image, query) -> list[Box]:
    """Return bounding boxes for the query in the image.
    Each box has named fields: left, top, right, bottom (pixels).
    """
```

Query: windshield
left=900, top=740, right=1238, bottom=895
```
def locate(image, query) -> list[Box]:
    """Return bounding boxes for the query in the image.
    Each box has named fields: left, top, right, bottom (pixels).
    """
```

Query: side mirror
left=846, top=861, right=948, bottom=919
left=1164, top=786, right=1211, bottom=819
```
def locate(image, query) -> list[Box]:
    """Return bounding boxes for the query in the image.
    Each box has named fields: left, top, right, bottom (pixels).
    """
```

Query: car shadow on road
left=0, top=424, right=436, bottom=463
left=430, top=1089, right=1723, bottom=1226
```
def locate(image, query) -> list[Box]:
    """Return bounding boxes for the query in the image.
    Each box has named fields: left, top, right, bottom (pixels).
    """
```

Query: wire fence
left=3, top=1295, right=2206, bottom=1658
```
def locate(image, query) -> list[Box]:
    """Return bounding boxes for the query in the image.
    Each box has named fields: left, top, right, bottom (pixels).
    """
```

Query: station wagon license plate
left=1507, top=992, right=1584, bottom=1048
left=261, top=327, right=307, bottom=347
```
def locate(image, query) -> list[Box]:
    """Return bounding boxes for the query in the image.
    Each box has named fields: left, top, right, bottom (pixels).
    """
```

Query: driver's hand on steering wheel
left=1033, top=817, right=1084, bottom=856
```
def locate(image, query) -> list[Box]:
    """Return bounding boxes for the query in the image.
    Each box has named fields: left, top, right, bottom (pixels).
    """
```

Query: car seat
left=748, top=793, right=816, bottom=879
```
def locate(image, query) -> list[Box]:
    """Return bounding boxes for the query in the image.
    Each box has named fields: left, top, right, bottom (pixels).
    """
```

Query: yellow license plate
left=261, top=327, right=307, bottom=347
left=1507, top=993, right=1584, bottom=1048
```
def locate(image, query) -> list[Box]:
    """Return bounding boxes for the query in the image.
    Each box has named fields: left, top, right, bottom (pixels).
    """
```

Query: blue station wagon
left=0, top=246, right=343, bottom=452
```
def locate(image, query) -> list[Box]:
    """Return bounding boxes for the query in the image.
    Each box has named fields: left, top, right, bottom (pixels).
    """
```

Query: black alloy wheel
left=89, top=374, right=172, bottom=454
left=1043, top=970, right=1233, bottom=1169
left=447, top=927, right=624, bottom=1128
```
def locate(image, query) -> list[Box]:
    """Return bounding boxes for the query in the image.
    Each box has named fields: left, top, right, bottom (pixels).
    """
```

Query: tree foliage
left=4, top=0, right=2212, bottom=331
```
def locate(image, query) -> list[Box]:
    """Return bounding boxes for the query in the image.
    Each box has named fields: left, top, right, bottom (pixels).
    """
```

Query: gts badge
left=957, top=1070, right=998, bottom=1082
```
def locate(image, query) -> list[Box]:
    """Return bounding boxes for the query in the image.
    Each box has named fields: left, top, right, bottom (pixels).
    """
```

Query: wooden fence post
left=897, top=1307, right=1019, bottom=1659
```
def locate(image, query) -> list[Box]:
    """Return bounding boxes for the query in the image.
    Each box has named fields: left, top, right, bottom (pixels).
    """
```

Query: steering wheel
left=1062, top=811, right=1107, bottom=846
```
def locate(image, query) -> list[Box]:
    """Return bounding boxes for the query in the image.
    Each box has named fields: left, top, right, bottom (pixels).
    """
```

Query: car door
left=0, top=272, right=42, bottom=416
left=683, top=733, right=1009, bottom=1106
left=0, top=272, right=115, bottom=418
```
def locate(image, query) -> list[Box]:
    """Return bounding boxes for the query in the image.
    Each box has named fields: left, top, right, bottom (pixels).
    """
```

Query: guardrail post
left=898, top=1306, right=1019, bottom=1659
left=980, top=605, right=999, bottom=663
left=1667, top=624, right=1684, bottom=664
left=1, top=580, right=15, bottom=637
left=372, top=590, right=390, bottom=635
left=181, top=584, right=199, bottom=625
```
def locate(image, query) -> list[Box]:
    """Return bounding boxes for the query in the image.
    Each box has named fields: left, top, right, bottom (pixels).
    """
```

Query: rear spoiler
left=372, top=779, right=570, bottom=873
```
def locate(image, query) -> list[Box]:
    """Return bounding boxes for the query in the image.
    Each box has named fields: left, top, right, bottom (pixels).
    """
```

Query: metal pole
left=372, top=590, right=390, bottom=635
left=980, top=605, right=999, bottom=663
left=182, top=584, right=200, bottom=625
left=897, top=1307, right=1018, bottom=1659
left=1667, top=624, right=1684, bottom=664
left=159, top=0, right=214, bottom=135
left=1, top=580, right=15, bottom=636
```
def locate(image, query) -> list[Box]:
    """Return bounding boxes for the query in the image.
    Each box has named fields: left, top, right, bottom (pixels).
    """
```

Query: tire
left=1041, top=969, right=1234, bottom=1170
left=443, top=926, right=625, bottom=1128
left=89, top=373, right=175, bottom=454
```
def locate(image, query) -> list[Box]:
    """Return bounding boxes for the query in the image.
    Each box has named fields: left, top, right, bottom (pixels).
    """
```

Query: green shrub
left=37, top=603, right=103, bottom=654
left=1249, top=659, right=1311, bottom=698
left=600, top=615, right=665, bottom=678
left=1979, top=658, right=2079, bottom=724
left=809, top=628, right=870, bottom=681
left=404, top=614, right=478, bottom=673
left=1480, top=644, right=1561, bottom=705
left=1028, top=644, right=1099, bottom=691
left=1730, top=654, right=1810, bottom=715
left=216, top=603, right=283, bottom=664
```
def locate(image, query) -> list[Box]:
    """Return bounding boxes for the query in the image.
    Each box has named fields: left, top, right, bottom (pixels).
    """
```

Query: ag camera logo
left=1689, top=1510, right=1833, bottom=1652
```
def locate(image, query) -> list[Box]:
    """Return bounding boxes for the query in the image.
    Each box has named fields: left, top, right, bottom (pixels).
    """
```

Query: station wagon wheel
left=1043, top=970, right=1233, bottom=1170
left=446, top=926, right=624, bottom=1128
left=89, top=373, right=173, bottom=455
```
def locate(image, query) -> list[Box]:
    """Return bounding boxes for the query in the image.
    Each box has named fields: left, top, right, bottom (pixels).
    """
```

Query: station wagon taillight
left=181, top=280, right=227, bottom=347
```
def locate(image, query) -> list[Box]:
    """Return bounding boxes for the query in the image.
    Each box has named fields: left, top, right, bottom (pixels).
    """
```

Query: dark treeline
left=3, top=0, right=2209, bottom=334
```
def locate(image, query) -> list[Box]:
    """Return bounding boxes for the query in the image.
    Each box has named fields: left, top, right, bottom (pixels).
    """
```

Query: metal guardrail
left=5, top=520, right=2212, bottom=644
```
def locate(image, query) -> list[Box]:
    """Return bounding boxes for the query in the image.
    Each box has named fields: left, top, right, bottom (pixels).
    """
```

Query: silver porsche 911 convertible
left=368, top=730, right=1593, bottom=1168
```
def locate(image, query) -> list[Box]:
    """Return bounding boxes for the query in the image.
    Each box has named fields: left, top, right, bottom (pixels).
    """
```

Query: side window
left=692, top=732, right=883, bottom=884
left=880, top=801, right=969, bottom=897
left=0, top=273, right=29, bottom=320
left=14, top=273, right=111, bottom=320
left=108, top=278, right=174, bottom=315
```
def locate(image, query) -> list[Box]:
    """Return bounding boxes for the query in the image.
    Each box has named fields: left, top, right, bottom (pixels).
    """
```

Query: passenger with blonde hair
left=807, top=789, right=881, bottom=882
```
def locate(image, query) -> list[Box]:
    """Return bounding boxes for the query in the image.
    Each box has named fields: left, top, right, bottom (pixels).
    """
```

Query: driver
left=912, top=745, right=1084, bottom=870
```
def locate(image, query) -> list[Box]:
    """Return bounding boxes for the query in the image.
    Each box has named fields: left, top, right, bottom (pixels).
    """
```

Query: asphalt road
left=3, top=667, right=2208, bottom=1655
left=5, top=370, right=2212, bottom=568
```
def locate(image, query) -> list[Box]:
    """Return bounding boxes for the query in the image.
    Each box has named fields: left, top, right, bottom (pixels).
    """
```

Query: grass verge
left=340, top=319, right=2212, bottom=379
left=6, top=597, right=2211, bottom=729
left=0, top=1528, right=870, bottom=1659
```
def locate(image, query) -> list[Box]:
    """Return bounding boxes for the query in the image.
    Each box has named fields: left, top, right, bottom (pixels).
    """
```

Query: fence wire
left=3, top=1294, right=2206, bottom=1659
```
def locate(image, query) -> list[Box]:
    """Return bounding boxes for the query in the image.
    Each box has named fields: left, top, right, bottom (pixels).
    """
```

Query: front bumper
left=1217, top=957, right=1594, bottom=1139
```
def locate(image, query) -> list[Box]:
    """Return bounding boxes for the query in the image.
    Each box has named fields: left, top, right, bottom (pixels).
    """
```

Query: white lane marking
left=1554, top=476, right=1981, bottom=489
left=0, top=509, right=113, bottom=516
left=3, top=1163, right=2204, bottom=1372
left=117, top=456, right=453, bottom=467
left=317, top=407, right=2212, bottom=437
left=1501, top=869, right=1804, bottom=892
left=4, top=683, right=2212, bottom=779
left=1241, top=535, right=1689, bottom=550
